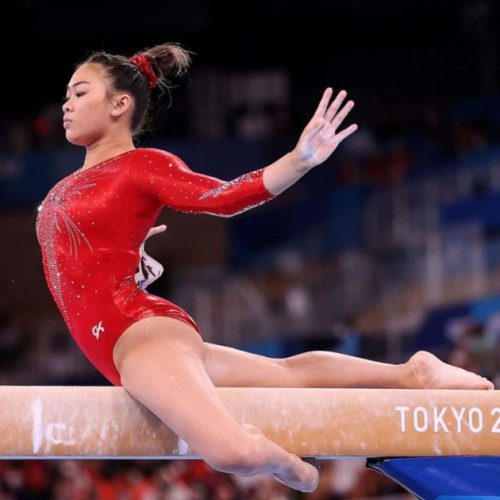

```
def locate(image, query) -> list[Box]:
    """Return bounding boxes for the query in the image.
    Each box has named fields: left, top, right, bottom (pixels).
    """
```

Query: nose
left=62, top=96, right=72, bottom=113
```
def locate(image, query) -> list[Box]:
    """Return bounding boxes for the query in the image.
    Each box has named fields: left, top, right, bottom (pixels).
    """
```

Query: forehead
left=67, top=63, right=107, bottom=88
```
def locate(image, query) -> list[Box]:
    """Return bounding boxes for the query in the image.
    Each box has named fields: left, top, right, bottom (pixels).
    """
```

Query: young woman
left=36, top=42, right=494, bottom=493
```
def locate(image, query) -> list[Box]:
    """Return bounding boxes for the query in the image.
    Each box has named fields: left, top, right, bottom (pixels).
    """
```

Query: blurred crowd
left=0, top=458, right=410, bottom=500
left=446, top=313, right=500, bottom=387
left=2, top=71, right=500, bottom=499
left=4, top=83, right=500, bottom=194
left=332, top=96, right=500, bottom=188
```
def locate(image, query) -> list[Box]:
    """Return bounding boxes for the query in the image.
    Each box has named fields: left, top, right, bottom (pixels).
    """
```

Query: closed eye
left=62, top=92, right=85, bottom=101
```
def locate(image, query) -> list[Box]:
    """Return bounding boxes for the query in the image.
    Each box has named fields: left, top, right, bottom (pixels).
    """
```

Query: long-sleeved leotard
left=36, top=148, right=276, bottom=385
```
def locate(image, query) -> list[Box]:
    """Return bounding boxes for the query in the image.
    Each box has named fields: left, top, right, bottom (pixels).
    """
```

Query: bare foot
left=405, top=351, right=494, bottom=390
left=272, top=455, right=320, bottom=493
left=241, top=423, right=319, bottom=493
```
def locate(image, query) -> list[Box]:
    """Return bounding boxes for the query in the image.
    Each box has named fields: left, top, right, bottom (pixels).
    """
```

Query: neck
left=82, top=137, right=135, bottom=170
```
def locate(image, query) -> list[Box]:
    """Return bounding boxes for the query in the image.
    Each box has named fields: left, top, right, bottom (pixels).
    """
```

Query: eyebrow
left=66, top=81, right=91, bottom=90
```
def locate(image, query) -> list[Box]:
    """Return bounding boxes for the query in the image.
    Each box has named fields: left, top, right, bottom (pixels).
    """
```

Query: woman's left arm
left=262, top=88, right=357, bottom=196
left=131, top=89, right=356, bottom=217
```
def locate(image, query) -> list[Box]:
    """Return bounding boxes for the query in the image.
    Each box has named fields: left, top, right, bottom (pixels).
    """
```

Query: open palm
left=295, top=88, right=357, bottom=170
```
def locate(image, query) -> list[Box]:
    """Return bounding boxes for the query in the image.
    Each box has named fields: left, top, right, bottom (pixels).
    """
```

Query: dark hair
left=81, top=43, right=193, bottom=136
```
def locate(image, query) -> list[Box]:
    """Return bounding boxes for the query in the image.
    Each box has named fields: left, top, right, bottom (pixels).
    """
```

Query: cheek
left=66, top=103, right=110, bottom=145
left=86, top=100, right=110, bottom=125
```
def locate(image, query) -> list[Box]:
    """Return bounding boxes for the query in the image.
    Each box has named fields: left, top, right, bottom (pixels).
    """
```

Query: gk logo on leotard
left=92, top=321, right=105, bottom=340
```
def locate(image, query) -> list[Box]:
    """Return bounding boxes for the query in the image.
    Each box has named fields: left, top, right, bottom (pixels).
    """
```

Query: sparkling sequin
left=35, top=147, right=276, bottom=385
left=199, top=170, right=261, bottom=200
left=131, top=150, right=276, bottom=218
left=178, top=197, right=273, bottom=217
left=36, top=153, right=130, bottom=329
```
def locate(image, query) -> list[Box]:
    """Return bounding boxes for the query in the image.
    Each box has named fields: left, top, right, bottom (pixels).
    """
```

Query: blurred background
left=1, top=0, right=500, bottom=498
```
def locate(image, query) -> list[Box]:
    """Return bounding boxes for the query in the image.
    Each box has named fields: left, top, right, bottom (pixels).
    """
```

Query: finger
left=330, top=100, right=355, bottom=131
left=312, top=87, right=333, bottom=120
left=324, top=90, right=347, bottom=123
left=145, top=225, right=167, bottom=240
left=334, top=123, right=358, bottom=143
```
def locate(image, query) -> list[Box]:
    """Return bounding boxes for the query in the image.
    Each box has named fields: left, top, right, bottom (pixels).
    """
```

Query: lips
left=63, top=119, right=72, bottom=129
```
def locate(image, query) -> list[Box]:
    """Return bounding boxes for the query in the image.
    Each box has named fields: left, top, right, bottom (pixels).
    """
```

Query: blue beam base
left=367, top=457, right=500, bottom=499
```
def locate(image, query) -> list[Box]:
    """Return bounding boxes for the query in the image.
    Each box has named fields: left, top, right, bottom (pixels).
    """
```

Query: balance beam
left=0, top=386, right=498, bottom=458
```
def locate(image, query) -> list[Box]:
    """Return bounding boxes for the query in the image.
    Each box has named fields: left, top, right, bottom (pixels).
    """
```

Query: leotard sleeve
left=130, top=149, right=277, bottom=217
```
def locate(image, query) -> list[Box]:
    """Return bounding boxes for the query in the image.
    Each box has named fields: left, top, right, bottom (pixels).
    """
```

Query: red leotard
left=36, top=148, right=276, bottom=386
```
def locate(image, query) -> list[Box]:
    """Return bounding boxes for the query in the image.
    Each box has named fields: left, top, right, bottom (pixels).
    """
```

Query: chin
left=65, top=130, right=95, bottom=147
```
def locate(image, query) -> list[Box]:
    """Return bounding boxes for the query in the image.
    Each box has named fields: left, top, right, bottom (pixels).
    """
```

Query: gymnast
left=35, top=42, right=494, bottom=492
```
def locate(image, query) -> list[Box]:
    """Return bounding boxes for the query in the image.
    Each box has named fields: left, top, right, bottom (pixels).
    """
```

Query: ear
left=110, top=93, right=132, bottom=118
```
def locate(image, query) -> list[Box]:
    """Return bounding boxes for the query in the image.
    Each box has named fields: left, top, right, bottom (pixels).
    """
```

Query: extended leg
left=203, top=343, right=494, bottom=390
left=112, top=316, right=319, bottom=492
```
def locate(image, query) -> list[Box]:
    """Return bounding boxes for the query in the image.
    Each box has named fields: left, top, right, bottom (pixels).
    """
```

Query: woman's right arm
left=130, top=88, right=356, bottom=216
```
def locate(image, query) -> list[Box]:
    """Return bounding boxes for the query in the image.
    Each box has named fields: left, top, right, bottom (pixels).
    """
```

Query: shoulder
left=126, top=149, right=194, bottom=186
left=135, top=147, right=185, bottom=167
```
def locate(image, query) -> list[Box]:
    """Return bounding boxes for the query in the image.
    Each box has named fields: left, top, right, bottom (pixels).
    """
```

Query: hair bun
left=129, top=54, right=158, bottom=89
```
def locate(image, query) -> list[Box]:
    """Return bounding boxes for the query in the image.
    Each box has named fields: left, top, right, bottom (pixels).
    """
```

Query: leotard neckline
left=74, top=149, right=137, bottom=176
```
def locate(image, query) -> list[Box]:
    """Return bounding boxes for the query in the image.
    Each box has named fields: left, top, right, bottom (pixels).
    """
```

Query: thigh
left=113, top=315, right=206, bottom=372
left=112, top=316, right=248, bottom=460
left=203, top=342, right=292, bottom=387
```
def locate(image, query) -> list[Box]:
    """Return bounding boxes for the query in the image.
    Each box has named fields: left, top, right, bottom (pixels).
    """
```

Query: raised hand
left=294, top=88, right=357, bottom=170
